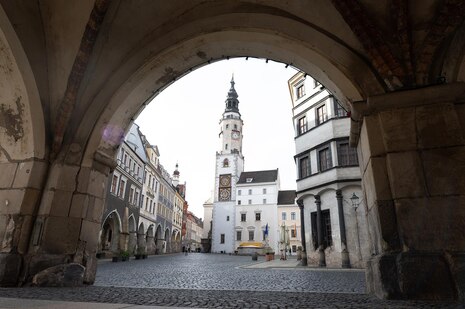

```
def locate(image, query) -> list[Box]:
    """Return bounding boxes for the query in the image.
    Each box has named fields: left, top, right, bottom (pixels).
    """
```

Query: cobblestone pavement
left=0, top=253, right=461, bottom=308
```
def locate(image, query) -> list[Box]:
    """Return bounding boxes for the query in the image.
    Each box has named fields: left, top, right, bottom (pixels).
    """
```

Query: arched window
left=223, top=159, right=229, bottom=167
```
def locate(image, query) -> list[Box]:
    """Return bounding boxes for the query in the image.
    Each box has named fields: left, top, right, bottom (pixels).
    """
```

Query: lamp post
left=350, top=193, right=363, bottom=263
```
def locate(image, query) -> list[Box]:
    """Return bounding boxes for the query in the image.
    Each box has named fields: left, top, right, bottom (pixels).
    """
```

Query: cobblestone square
left=0, top=253, right=461, bottom=308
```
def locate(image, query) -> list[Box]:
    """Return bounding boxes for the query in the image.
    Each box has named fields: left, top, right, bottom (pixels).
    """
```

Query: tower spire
left=225, top=74, right=239, bottom=114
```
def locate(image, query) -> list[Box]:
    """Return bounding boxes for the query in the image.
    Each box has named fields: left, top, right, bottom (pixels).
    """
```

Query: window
left=237, top=200, right=241, bottom=205
left=337, top=140, right=358, bottom=166
left=246, top=178, right=253, bottom=183
left=291, top=229, right=297, bottom=238
left=129, top=187, right=134, bottom=204
left=313, top=79, right=320, bottom=88
left=236, top=231, right=242, bottom=241
left=226, top=124, right=229, bottom=129
left=318, top=147, right=332, bottom=171
left=238, top=190, right=241, bottom=196
left=248, top=230, right=254, bottom=241
left=263, top=231, right=266, bottom=241
left=248, top=199, right=252, bottom=205
left=140, top=194, right=144, bottom=208
left=248, top=189, right=252, bottom=195
left=226, top=216, right=230, bottom=221
left=292, top=245, right=297, bottom=252
left=118, top=179, right=126, bottom=198
left=134, top=191, right=139, bottom=206
left=296, top=84, right=305, bottom=98
left=263, top=199, right=267, bottom=204
left=220, top=234, right=225, bottom=244
left=334, top=101, right=347, bottom=117
left=234, top=124, right=237, bottom=129
left=298, top=116, right=307, bottom=135
left=223, top=158, right=229, bottom=167
left=110, top=174, right=118, bottom=194
left=241, top=213, right=246, bottom=222
left=291, top=212, right=296, bottom=220
left=299, top=156, right=310, bottom=179
left=311, top=209, right=333, bottom=250
left=255, top=213, right=261, bottom=221
left=225, top=144, right=228, bottom=150
left=263, top=188, right=267, bottom=194
left=282, top=212, right=287, bottom=220
left=316, top=104, right=328, bottom=125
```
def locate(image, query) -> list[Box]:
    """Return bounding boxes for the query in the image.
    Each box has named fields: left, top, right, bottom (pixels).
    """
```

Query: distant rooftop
left=237, top=169, right=278, bottom=184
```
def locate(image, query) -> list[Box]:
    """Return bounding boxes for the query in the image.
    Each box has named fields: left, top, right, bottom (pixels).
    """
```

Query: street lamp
left=350, top=193, right=360, bottom=210
left=350, top=192, right=362, bottom=262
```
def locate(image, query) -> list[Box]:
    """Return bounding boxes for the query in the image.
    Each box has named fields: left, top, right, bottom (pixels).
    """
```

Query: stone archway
left=0, top=1, right=463, bottom=301
left=145, top=225, right=155, bottom=255
left=163, top=229, right=170, bottom=254
left=99, top=210, right=122, bottom=256
left=154, top=225, right=163, bottom=255
left=136, top=222, right=146, bottom=256
left=127, top=215, right=137, bottom=255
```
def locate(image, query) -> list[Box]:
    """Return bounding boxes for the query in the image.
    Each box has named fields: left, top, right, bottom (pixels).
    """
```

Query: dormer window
left=246, top=178, right=253, bottom=183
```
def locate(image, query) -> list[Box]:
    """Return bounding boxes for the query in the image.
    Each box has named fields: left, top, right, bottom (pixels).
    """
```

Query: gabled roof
left=278, top=190, right=296, bottom=205
left=237, top=169, right=278, bottom=184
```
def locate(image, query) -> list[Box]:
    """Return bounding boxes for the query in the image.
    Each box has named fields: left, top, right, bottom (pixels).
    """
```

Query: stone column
left=315, top=195, right=326, bottom=267
left=354, top=83, right=465, bottom=300
left=336, top=190, right=350, bottom=268
left=297, top=199, right=307, bottom=266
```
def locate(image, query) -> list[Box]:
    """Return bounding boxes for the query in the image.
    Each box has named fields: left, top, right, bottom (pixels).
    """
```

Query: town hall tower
left=211, top=76, right=244, bottom=253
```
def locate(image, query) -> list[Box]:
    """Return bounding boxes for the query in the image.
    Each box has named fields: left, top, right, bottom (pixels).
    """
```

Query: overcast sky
left=136, top=58, right=298, bottom=219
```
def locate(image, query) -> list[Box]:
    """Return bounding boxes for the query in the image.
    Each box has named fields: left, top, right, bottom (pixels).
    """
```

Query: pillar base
left=341, top=249, right=351, bottom=268
left=318, top=247, right=326, bottom=267
left=0, top=253, right=22, bottom=286
left=367, top=252, right=459, bottom=300
left=300, top=251, right=307, bottom=266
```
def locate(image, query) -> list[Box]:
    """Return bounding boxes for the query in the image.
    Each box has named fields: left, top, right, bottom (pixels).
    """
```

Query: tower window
left=220, top=234, right=225, bottom=244
left=225, top=144, right=228, bottom=150
left=223, top=158, right=229, bottom=167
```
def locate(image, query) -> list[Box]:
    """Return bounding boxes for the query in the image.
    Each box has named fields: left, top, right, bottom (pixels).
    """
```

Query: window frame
left=318, top=145, right=333, bottom=172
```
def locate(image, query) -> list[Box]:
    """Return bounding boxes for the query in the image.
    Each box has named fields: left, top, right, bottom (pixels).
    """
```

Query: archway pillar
left=356, top=83, right=465, bottom=300
left=19, top=148, right=114, bottom=286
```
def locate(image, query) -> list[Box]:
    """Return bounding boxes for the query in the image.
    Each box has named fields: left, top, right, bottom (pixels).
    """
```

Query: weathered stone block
left=87, top=170, right=107, bottom=199
left=41, top=217, right=82, bottom=254
left=12, top=160, right=48, bottom=190
left=362, top=157, right=392, bottom=209
left=19, top=188, right=41, bottom=215
left=80, top=219, right=100, bottom=252
left=0, top=253, right=22, bottom=286
left=397, top=252, right=455, bottom=300
left=0, top=162, right=17, bottom=188
left=445, top=253, right=465, bottom=302
left=86, top=197, right=104, bottom=223
left=359, top=114, right=385, bottom=172
left=416, top=103, right=464, bottom=149
left=49, top=189, right=73, bottom=217
left=386, top=151, right=426, bottom=199
left=421, top=146, right=465, bottom=196
left=395, top=196, right=465, bottom=251
left=32, top=263, right=84, bottom=287
left=376, top=200, right=400, bottom=251
left=47, top=164, right=79, bottom=191
left=69, top=193, right=89, bottom=219
left=366, top=253, right=400, bottom=299
left=0, top=189, right=24, bottom=215
left=379, top=107, right=416, bottom=152
left=83, top=254, right=97, bottom=284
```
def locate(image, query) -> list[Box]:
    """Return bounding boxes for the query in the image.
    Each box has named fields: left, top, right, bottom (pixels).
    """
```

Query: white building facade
left=277, top=190, right=302, bottom=255
left=235, top=170, right=280, bottom=253
left=289, top=72, right=369, bottom=268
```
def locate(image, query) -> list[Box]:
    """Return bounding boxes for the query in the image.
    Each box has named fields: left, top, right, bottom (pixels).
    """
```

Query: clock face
left=220, top=175, right=231, bottom=187
left=219, top=188, right=231, bottom=201
left=231, top=131, right=240, bottom=140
